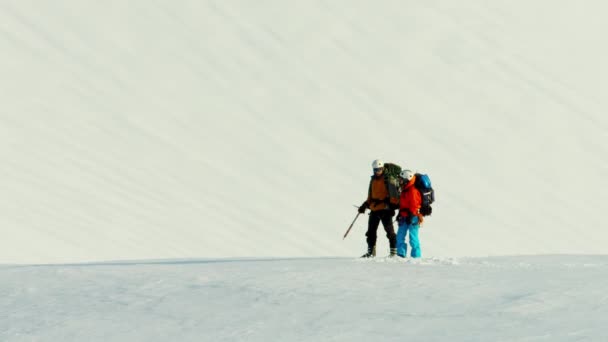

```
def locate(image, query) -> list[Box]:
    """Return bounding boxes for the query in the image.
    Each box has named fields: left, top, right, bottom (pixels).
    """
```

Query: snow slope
left=3, top=3, right=608, bottom=341
left=2, top=1, right=608, bottom=263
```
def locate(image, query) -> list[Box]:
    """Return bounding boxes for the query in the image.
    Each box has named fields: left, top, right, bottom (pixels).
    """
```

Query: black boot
left=389, top=248, right=397, bottom=257
left=361, top=245, right=376, bottom=258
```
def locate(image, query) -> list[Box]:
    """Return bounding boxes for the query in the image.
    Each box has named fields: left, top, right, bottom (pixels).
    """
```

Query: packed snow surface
left=3, top=256, right=608, bottom=342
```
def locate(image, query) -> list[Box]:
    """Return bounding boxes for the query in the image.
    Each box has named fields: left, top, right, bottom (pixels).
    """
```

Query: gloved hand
left=358, top=202, right=368, bottom=214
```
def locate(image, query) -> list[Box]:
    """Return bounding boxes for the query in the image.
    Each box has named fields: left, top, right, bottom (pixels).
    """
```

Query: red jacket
left=398, top=176, right=422, bottom=219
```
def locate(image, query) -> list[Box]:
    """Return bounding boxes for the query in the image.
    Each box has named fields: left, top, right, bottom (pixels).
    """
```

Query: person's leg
left=380, top=210, right=397, bottom=253
left=408, top=223, right=421, bottom=258
left=364, top=211, right=381, bottom=256
left=396, top=221, right=408, bottom=257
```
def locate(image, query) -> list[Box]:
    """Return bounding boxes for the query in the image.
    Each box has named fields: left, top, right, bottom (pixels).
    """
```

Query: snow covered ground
left=3, top=256, right=608, bottom=342
left=2, top=1, right=608, bottom=341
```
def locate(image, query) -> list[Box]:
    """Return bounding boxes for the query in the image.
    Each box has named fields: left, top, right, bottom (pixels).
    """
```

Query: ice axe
left=343, top=206, right=363, bottom=240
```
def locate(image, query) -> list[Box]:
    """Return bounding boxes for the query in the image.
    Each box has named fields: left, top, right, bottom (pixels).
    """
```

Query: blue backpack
left=414, top=173, right=435, bottom=216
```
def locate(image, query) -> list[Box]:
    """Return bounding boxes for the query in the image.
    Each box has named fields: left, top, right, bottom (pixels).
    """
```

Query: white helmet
left=400, top=169, right=415, bottom=181
left=372, top=159, right=384, bottom=169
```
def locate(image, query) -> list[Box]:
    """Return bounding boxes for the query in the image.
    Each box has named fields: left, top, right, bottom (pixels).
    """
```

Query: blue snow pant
left=396, top=216, right=421, bottom=258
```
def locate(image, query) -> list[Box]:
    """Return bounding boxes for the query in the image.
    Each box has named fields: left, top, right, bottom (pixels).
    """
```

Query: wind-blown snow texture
left=2, top=1, right=607, bottom=263
left=2, top=1, right=608, bottom=341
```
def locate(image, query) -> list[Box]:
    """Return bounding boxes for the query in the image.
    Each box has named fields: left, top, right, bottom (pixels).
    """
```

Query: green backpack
left=383, top=163, right=402, bottom=182
left=382, top=162, right=402, bottom=205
